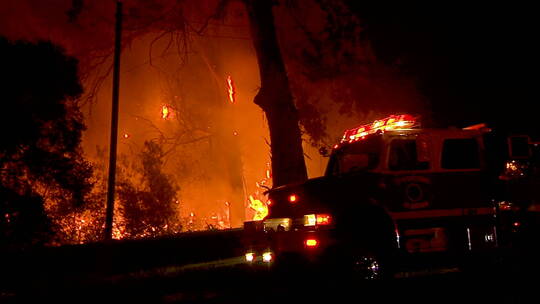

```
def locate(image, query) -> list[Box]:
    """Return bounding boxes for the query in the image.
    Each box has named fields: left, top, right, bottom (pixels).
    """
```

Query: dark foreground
left=2, top=249, right=538, bottom=304
left=2, top=224, right=539, bottom=304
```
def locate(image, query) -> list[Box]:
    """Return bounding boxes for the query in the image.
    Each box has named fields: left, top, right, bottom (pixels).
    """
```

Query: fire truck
left=243, top=114, right=539, bottom=277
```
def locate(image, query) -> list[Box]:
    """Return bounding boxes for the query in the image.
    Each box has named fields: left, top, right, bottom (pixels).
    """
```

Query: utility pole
left=105, top=0, right=123, bottom=241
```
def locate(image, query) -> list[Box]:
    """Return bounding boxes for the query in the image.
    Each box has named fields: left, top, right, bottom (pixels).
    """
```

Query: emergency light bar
left=340, top=114, right=418, bottom=144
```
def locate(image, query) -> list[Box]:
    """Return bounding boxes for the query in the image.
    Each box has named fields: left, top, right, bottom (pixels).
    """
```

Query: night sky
left=350, top=2, right=538, bottom=136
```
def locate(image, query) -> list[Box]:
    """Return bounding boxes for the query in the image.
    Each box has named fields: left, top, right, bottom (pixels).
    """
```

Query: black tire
left=332, top=204, right=398, bottom=279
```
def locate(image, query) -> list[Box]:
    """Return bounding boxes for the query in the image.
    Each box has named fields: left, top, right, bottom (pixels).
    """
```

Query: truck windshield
left=327, top=135, right=382, bottom=175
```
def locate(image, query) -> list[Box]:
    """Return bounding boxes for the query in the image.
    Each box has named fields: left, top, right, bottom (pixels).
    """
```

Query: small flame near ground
left=248, top=162, right=272, bottom=221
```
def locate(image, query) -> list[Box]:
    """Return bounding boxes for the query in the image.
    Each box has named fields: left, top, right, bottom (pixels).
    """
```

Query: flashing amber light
left=341, top=114, right=417, bottom=144
left=288, top=194, right=298, bottom=203
left=304, top=214, right=316, bottom=226
left=305, top=239, right=318, bottom=247
left=226, top=75, right=235, bottom=103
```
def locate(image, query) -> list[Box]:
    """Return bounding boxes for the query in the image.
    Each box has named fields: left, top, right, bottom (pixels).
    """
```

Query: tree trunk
left=243, top=0, right=308, bottom=187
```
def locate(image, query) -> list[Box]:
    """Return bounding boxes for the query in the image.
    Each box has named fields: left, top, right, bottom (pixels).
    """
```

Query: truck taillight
left=305, top=239, right=319, bottom=248
left=288, top=194, right=298, bottom=203
left=304, top=214, right=332, bottom=226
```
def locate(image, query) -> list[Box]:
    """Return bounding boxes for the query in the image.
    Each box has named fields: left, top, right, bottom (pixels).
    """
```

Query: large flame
left=249, top=195, right=268, bottom=221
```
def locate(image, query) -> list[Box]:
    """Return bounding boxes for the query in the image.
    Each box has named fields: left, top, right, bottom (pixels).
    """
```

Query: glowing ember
left=249, top=195, right=268, bottom=220
left=161, top=105, right=172, bottom=120
left=226, top=75, right=235, bottom=103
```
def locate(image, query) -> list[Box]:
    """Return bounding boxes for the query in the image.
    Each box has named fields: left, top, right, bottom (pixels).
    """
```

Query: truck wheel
left=351, top=253, right=382, bottom=280
left=321, top=246, right=389, bottom=280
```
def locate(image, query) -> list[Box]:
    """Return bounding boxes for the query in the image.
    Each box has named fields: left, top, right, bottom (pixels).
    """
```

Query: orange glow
left=288, top=194, right=298, bottom=203
left=226, top=75, right=235, bottom=103
left=123, top=133, right=130, bottom=139
left=161, top=105, right=172, bottom=120
left=249, top=195, right=269, bottom=220
left=305, top=239, right=318, bottom=247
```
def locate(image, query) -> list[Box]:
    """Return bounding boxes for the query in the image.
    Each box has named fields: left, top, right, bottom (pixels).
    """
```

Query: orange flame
left=161, top=105, right=171, bottom=120
left=226, top=75, right=235, bottom=103
left=249, top=195, right=268, bottom=221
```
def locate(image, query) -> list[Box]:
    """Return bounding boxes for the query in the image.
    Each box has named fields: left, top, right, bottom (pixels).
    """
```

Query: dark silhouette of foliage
left=0, top=37, right=92, bottom=247
left=117, top=140, right=180, bottom=238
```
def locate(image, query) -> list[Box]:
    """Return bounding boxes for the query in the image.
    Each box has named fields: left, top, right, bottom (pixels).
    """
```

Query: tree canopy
left=0, top=37, right=92, bottom=247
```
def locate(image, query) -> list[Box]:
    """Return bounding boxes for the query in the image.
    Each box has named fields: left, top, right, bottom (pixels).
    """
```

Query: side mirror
left=508, top=135, right=531, bottom=159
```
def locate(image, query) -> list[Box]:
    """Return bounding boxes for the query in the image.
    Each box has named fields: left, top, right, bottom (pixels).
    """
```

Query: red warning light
left=341, top=114, right=417, bottom=143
